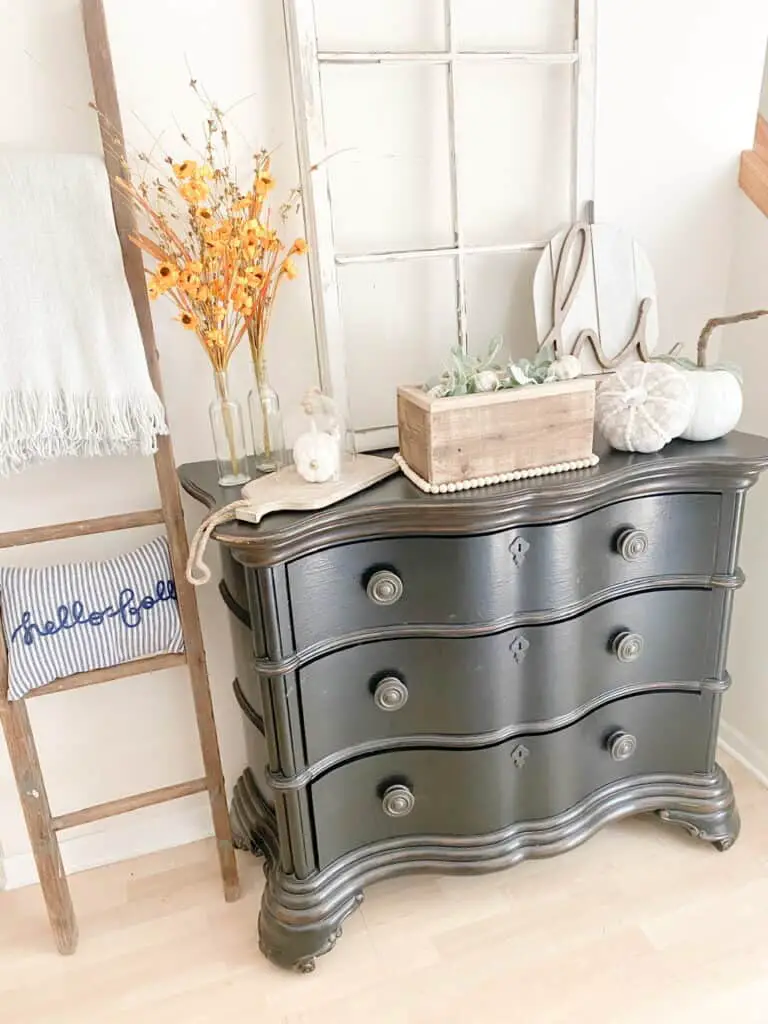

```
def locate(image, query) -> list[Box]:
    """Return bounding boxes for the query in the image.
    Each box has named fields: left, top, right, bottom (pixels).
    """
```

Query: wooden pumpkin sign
left=533, top=221, right=664, bottom=376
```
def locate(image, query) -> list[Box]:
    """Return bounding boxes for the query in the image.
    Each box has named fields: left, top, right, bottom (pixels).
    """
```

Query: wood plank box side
left=397, top=379, right=596, bottom=486
left=397, top=388, right=434, bottom=481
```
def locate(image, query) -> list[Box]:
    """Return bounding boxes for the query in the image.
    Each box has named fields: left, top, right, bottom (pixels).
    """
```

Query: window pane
left=315, top=0, right=446, bottom=52
left=464, top=251, right=541, bottom=366
left=321, top=65, right=454, bottom=252
left=452, top=0, right=575, bottom=52
left=455, top=63, right=572, bottom=246
left=339, top=260, right=458, bottom=432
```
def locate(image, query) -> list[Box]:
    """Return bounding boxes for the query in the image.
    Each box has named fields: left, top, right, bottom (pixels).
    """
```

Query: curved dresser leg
left=229, top=771, right=268, bottom=856
left=656, top=767, right=741, bottom=851
left=259, top=884, right=364, bottom=973
left=230, top=768, right=365, bottom=971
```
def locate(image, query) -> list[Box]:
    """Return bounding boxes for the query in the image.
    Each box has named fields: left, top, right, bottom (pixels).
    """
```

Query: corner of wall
left=718, top=725, right=768, bottom=790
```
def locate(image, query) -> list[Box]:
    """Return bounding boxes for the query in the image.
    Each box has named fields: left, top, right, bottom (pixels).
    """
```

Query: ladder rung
left=0, top=509, right=166, bottom=549
left=52, top=778, right=208, bottom=832
left=24, top=652, right=187, bottom=699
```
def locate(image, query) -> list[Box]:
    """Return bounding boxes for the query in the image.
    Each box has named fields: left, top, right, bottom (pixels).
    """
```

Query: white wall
left=720, top=193, right=768, bottom=782
left=1, top=0, right=767, bottom=887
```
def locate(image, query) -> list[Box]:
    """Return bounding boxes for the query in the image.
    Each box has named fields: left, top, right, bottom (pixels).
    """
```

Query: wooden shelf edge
left=739, top=149, right=768, bottom=219
left=24, top=652, right=188, bottom=699
left=52, top=777, right=208, bottom=831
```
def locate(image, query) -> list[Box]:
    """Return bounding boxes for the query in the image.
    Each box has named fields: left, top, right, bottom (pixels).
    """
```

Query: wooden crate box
left=397, top=378, right=596, bottom=486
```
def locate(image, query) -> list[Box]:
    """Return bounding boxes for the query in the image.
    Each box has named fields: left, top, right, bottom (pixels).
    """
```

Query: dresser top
left=179, top=432, right=768, bottom=566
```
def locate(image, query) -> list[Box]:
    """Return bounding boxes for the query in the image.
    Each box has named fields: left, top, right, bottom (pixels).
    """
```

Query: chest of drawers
left=180, top=432, right=768, bottom=972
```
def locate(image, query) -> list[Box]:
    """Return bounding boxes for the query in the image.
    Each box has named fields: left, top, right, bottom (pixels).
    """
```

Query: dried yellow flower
left=155, top=262, right=179, bottom=288
left=204, top=328, right=225, bottom=349
left=255, top=172, right=274, bottom=196
left=176, top=311, right=199, bottom=331
left=282, top=258, right=298, bottom=280
left=179, top=179, right=209, bottom=204
left=173, top=160, right=198, bottom=179
left=245, top=266, right=265, bottom=285
left=178, top=268, right=200, bottom=296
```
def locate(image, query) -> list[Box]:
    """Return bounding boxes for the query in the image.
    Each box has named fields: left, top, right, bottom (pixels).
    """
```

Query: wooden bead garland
left=393, top=452, right=599, bottom=494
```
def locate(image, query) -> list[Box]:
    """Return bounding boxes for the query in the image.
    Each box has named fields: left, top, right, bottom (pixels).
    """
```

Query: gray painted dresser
left=179, top=432, right=768, bottom=972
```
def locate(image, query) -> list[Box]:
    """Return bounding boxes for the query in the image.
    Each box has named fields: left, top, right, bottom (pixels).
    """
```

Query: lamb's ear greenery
left=425, top=338, right=569, bottom=398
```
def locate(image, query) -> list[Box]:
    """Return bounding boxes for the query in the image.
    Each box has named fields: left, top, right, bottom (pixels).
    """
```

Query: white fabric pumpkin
left=596, top=362, right=694, bottom=453
left=293, top=427, right=341, bottom=483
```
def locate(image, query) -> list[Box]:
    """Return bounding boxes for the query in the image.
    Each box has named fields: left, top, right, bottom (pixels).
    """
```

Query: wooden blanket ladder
left=0, top=0, right=240, bottom=955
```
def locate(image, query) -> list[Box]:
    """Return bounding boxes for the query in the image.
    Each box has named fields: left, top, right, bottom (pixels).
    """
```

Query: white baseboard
left=0, top=796, right=213, bottom=891
left=718, top=720, right=768, bottom=790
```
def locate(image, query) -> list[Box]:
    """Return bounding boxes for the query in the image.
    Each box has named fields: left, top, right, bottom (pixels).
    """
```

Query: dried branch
left=698, top=310, right=768, bottom=367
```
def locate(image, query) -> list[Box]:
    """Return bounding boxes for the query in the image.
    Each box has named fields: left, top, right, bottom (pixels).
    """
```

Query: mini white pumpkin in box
left=292, top=388, right=346, bottom=484
left=596, top=362, right=694, bottom=453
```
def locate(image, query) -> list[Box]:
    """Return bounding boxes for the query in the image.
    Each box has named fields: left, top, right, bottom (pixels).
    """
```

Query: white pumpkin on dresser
left=676, top=311, right=768, bottom=442
left=596, top=362, right=694, bottom=453
left=293, top=423, right=341, bottom=483
left=678, top=367, right=743, bottom=442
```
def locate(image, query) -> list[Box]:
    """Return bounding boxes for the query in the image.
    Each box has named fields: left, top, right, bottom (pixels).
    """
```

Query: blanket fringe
left=0, top=390, right=169, bottom=476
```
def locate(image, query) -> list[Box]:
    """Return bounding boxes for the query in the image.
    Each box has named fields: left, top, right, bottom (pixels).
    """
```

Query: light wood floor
left=2, top=753, right=768, bottom=1024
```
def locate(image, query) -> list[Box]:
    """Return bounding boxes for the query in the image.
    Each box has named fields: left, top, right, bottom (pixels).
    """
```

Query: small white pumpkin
left=474, top=369, right=501, bottom=392
left=679, top=368, right=742, bottom=442
left=293, top=426, right=340, bottom=483
left=550, top=354, right=582, bottom=381
left=596, top=362, right=694, bottom=453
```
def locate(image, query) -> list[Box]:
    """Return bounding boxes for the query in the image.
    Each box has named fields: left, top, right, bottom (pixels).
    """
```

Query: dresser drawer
left=287, top=494, right=722, bottom=649
left=310, top=690, right=713, bottom=868
left=298, top=588, right=724, bottom=765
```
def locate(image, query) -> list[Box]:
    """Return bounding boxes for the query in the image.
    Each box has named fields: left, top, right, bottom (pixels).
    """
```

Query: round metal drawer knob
left=381, top=784, right=415, bottom=818
left=366, top=570, right=404, bottom=606
left=607, top=730, right=637, bottom=762
left=613, top=631, right=644, bottom=663
left=373, top=677, right=409, bottom=712
left=617, top=528, right=649, bottom=562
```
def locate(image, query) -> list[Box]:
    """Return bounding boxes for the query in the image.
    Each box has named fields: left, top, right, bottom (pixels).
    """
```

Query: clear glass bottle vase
left=249, top=357, right=285, bottom=474
left=209, top=369, right=250, bottom=487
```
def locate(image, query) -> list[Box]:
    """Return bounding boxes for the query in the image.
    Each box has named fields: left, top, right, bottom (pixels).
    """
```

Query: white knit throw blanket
left=0, top=152, right=168, bottom=475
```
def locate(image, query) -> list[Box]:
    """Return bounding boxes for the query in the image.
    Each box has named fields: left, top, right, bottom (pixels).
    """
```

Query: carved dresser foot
left=229, top=768, right=365, bottom=970
left=258, top=890, right=364, bottom=973
left=656, top=766, right=741, bottom=851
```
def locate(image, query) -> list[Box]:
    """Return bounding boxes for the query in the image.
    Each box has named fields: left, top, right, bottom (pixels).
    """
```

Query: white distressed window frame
left=283, top=0, right=597, bottom=450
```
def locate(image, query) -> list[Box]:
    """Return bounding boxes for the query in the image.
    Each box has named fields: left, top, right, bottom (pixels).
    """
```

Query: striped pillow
left=0, top=535, right=184, bottom=700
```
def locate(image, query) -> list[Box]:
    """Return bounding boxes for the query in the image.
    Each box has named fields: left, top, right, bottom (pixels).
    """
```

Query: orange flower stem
left=248, top=321, right=274, bottom=460
left=119, top=180, right=190, bottom=261
left=130, top=232, right=173, bottom=263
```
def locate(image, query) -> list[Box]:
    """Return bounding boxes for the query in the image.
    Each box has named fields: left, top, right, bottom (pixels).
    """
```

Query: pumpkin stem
left=697, top=310, right=768, bottom=368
